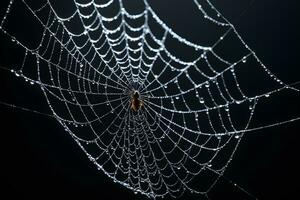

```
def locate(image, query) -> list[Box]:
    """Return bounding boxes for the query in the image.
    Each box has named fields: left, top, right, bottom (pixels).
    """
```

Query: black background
left=0, top=0, right=299, bottom=199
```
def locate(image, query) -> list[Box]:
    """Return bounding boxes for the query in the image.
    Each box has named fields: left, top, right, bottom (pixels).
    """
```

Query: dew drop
left=236, top=100, right=242, bottom=104
left=15, top=71, right=20, bottom=77
left=199, top=98, right=204, bottom=103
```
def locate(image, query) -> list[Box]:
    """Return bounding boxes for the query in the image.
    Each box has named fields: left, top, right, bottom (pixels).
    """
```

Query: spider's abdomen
left=131, top=97, right=140, bottom=112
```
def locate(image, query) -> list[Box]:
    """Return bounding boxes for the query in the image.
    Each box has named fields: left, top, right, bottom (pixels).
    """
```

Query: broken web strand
left=0, top=0, right=299, bottom=199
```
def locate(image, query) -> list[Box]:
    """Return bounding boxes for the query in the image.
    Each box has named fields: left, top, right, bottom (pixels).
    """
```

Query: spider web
left=0, top=0, right=299, bottom=199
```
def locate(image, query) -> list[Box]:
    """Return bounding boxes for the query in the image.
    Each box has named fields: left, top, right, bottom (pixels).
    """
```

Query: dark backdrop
left=0, top=0, right=299, bottom=199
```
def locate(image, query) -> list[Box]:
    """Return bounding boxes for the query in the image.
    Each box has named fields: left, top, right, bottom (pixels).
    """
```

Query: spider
left=130, top=90, right=144, bottom=112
